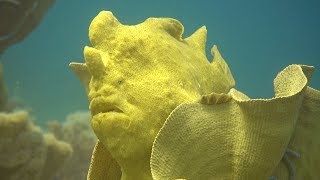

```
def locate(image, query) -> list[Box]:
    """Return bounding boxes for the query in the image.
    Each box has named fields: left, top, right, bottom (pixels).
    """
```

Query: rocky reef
left=0, top=63, right=96, bottom=179
left=0, top=111, right=72, bottom=180
left=48, top=111, right=96, bottom=180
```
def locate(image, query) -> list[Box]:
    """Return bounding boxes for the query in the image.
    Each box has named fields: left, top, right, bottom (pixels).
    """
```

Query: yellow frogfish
left=70, top=11, right=320, bottom=180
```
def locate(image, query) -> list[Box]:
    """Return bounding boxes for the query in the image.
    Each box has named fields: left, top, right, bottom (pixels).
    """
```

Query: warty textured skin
left=70, top=10, right=234, bottom=180
left=70, top=11, right=320, bottom=180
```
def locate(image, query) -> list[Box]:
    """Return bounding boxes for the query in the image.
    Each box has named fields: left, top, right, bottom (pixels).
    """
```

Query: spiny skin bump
left=71, top=11, right=234, bottom=180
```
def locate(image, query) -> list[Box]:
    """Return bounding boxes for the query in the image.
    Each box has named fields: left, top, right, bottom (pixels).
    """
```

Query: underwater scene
left=0, top=0, right=320, bottom=179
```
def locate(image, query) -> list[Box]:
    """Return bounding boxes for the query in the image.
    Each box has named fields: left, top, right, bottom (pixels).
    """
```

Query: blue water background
left=2, top=0, right=320, bottom=123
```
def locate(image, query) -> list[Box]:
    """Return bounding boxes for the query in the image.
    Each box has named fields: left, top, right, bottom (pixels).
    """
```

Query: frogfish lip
left=90, top=97, right=124, bottom=116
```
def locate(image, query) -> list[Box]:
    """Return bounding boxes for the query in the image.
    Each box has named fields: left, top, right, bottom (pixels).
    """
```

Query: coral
left=0, top=111, right=72, bottom=180
left=47, top=111, right=97, bottom=180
